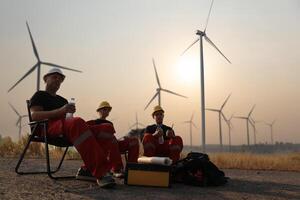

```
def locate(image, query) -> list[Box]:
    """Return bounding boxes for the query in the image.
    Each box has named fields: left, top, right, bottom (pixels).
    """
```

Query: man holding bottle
left=142, top=105, right=183, bottom=163
left=29, top=68, right=116, bottom=188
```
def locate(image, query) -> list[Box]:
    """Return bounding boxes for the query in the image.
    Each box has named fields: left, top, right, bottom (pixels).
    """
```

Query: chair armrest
left=28, top=119, right=49, bottom=125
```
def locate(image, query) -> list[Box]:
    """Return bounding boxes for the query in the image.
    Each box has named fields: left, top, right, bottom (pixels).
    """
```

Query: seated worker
left=143, top=105, right=183, bottom=163
left=30, top=68, right=115, bottom=189
left=85, top=101, right=140, bottom=178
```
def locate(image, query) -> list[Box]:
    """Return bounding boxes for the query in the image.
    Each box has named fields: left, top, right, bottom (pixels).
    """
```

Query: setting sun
left=175, top=55, right=199, bottom=83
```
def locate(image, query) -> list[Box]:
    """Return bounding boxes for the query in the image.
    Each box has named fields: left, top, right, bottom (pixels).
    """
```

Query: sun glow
left=175, top=55, right=198, bottom=83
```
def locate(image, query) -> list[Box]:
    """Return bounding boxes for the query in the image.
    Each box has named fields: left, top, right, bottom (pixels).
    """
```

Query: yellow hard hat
left=152, top=105, right=164, bottom=116
left=97, top=101, right=112, bottom=112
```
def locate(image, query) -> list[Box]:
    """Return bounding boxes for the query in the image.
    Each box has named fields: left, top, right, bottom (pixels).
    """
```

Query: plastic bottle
left=157, top=125, right=164, bottom=144
left=66, top=98, right=75, bottom=119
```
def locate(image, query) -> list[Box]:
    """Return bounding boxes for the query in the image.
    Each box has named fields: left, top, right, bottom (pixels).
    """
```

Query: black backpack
left=172, top=152, right=228, bottom=186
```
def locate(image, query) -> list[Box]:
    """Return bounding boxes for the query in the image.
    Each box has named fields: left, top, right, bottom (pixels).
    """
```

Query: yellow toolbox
left=124, top=163, right=171, bottom=187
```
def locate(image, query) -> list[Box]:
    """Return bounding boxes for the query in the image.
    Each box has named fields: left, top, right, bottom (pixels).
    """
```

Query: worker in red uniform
left=29, top=68, right=115, bottom=188
left=85, top=101, right=139, bottom=178
left=143, top=105, right=183, bottom=162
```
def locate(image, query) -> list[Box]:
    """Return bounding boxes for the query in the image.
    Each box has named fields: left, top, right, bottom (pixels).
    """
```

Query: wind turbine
left=8, top=22, right=82, bottom=93
left=233, top=105, right=255, bottom=146
left=265, top=120, right=275, bottom=145
left=8, top=103, right=28, bottom=141
left=181, top=0, right=231, bottom=152
left=129, top=113, right=145, bottom=130
left=144, top=58, right=187, bottom=110
left=249, top=117, right=263, bottom=145
left=206, top=94, right=231, bottom=149
left=224, top=114, right=234, bottom=152
left=183, top=112, right=197, bottom=147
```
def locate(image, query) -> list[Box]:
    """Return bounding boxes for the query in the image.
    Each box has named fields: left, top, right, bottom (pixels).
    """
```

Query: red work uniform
left=143, top=124, right=183, bottom=162
left=30, top=91, right=114, bottom=179
left=87, top=119, right=139, bottom=172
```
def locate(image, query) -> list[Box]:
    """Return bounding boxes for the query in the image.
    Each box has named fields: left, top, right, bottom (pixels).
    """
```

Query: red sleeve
left=86, top=120, right=96, bottom=126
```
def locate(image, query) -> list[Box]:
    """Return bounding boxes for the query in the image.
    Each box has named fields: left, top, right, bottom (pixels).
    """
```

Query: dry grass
left=1, top=136, right=300, bottom=171
left=209, top=152, right=300, bottom=172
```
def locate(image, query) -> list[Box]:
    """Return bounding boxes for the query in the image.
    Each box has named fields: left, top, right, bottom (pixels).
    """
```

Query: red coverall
left=86, top=120, right=139, bottom=172
left=47, top=117, right=116, bottom=178
left=142, top=125, right=183, bottom=162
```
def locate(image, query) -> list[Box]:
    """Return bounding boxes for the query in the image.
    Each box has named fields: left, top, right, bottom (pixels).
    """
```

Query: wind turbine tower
left=206, top=94, right=231, bottom=149
left=8, top=103, right=28, bottom=141
left=233, top=105, right=255, bottom=146
left=181, top=0, right=231, bottom=152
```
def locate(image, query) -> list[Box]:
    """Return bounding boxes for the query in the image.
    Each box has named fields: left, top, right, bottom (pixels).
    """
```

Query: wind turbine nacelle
left=196, top=30, right=205, bottom=36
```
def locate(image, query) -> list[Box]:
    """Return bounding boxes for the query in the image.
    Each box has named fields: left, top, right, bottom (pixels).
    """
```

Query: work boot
left=76, top=167, right=96, bottom=182
left=97, top=173, right=116, bottom=189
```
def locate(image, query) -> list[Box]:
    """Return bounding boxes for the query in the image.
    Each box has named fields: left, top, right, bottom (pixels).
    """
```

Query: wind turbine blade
left=144, top=92, right=159, bottom=110
left=248, top=105, right=256, bottom=117
left=26, top=22, right=40, bottom=61
left=181, top=38, right=200, bottom=56
left=161, top=88, right=187, bottom=98
left=8, top=102, right=20, bottom=116
left=192, top=122, right=198, bottom=129
left=204, top=35, right=231, bottom=64
left=191, top=112, right=194, bottom=121
left=204, top=0, right=215, bottom=32
left=41, top=62, right=82, bottom=73
left=16, top=118, right=21, bottom=127
left=8, top=63, right=38, bottom=92
left=205, top=108, right=220, bottom=112
left=152, top=58, right=161, bottom=88
left=220, top=93, right=232, bottom=110
left=221, top=112, right=228, bottom=121
left=233, top=116, right=247, bottom=119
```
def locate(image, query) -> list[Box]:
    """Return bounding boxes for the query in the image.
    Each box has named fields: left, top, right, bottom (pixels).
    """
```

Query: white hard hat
left=43, top=68, right=65, bottom=81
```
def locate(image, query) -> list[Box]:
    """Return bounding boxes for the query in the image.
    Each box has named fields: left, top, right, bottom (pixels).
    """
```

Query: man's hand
left=166, top=129, right=175, bottom=138
left=62, top=103, right=76, bottom=114
left=154, top=128, right=163, bottom=137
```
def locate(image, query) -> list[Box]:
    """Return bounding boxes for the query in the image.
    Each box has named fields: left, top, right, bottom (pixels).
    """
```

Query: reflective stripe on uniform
left=73, top=131, right=93, bottom=147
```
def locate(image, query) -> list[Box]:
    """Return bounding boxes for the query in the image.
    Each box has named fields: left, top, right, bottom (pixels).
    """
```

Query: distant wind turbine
left=233, top=105, right=255, bottom=146
left=183, top=112, right=197, bottom=146
left=206, top=94, right=231, bottom=149
left=8, top=103, right=28, bottom=141
left=224, top=114, right=234, bottom=151
left=181, top=0, right=231, bottom=152
left=249, top=117, right=262, bottom=145
left=144, top=58, right=187, bottom=110
left=265, top=120, right=276, bottom=145
left=8, top=22, right=82, bottom=93
left=129, top=113, right=145, bottom=130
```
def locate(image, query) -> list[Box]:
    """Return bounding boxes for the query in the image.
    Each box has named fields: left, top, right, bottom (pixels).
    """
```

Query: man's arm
left=31, top=104, right=75, bottom=121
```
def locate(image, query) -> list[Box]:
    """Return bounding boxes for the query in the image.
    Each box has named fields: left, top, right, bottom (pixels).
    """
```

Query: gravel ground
left=0, top=158, right=299, bottom=200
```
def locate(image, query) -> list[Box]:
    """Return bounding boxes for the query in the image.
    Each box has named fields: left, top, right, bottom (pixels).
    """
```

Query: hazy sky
left=0, top=0, right=299, bottom=145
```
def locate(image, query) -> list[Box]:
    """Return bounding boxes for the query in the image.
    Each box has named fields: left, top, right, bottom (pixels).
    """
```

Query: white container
left=66, top=98, right=75, bottom=119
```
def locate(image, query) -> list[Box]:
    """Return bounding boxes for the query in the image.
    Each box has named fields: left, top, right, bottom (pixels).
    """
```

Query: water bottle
left=66, top=98, right=75, bottom=119
left=157, top=125, right=164, bottom=144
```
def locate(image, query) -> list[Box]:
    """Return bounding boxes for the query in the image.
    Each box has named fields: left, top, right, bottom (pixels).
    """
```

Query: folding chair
left=15, top=100, right=75, bottom=179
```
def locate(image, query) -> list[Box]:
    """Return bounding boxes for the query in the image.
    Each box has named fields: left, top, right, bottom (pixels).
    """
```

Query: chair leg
left=15, top=134, right=34, bottom=175
left=44, top=138, right=75, bottom=180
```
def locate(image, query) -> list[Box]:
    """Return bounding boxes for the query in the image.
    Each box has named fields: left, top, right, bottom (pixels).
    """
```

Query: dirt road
left=0, top=158, right=299, bottom=200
